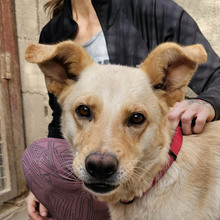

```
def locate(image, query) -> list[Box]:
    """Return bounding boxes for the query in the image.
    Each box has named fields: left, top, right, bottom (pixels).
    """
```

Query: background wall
left=175, top=0, right=220, bottom=53
left=15, top=0, right=51, bottom=146
left=15, top=0, right=220, bottom=147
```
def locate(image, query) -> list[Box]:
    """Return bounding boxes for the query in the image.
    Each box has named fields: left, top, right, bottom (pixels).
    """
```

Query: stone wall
left=175, top=0, right=220, bottom=53
left=15, top=0, right=50, bottom=146
left=15, top=0, right=220, bottom=147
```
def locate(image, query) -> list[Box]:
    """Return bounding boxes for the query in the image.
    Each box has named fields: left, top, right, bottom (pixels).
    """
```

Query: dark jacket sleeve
left=40, top=28, right=64, bottom=138
left=144, top=0, right=220, bottom=119
left=39, top=0, right=78, bottom=138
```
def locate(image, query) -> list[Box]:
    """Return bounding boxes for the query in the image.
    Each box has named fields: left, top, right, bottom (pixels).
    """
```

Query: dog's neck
left=120, top=126, right=183, bottom=205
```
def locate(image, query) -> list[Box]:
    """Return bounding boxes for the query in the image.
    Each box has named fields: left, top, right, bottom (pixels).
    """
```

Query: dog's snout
left=85, top=152, right=118, bottom=179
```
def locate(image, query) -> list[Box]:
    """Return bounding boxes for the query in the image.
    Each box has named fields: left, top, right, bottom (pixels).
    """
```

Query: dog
left=25, top=41, right=220, bottom=220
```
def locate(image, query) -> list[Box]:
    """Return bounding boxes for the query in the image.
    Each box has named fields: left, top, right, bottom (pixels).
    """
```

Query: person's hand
left=168, top=99, right=215, bottom=135
left=25, top=191, right=51, bottom=220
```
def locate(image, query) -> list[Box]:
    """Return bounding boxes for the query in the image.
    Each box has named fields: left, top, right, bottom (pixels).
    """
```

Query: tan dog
left=25, top=41, right=220, bottom=220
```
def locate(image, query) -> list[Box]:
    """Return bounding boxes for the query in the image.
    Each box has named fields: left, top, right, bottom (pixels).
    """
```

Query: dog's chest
left=109, top=171, right=180, bottom=220
left=109, top=158, right=220, bottom=220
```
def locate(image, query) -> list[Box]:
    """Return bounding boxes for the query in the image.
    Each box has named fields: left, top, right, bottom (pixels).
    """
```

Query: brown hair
left=44, top=0, right=65, bottom=17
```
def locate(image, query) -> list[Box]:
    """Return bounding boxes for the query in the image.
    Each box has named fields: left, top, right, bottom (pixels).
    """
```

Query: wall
left=15, top=0, right=51, bottom=146
left=175, top=0, right=220, bottom=53
left=15, top=0, right=220, bottom=147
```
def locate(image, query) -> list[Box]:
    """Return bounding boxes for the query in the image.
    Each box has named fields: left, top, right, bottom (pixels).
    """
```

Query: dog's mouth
left=84, top=182, right=119, bottom=194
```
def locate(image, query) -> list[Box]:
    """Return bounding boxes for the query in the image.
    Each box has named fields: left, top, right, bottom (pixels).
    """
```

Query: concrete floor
left=0, top=199, right=29, bottom=220
left=3, top=206, right=29, bottom=220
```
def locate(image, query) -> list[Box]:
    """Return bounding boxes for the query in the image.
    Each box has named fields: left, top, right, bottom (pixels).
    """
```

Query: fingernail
left=41, top=211, right=47, bottom=217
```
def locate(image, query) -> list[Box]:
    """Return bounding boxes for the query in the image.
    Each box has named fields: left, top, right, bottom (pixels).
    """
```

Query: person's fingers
left=192, top=108, right=210, bottom=134
left=39, top=203, right=48, bottom=217
left=25, top=192, right=44, bottom=220
left=28, top=205, right=43, bottom=220
left=180, top=106, right=198, bottom=135
left=168, top=99, right=215, bottom=135
left=185, top=100, right=215, bottom=134
left=205, top=102, right=215, bottom=122
left=168, top=102, right=186, bottom=129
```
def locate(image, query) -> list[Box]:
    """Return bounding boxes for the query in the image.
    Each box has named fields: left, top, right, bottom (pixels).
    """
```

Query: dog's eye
left=76, top=105, right=91, bottom=119
left=128, top=113, right=146, bottom=126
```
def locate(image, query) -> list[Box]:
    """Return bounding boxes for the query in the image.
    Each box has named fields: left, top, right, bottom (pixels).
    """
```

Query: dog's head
left=25, top=41, right=207, bottom=201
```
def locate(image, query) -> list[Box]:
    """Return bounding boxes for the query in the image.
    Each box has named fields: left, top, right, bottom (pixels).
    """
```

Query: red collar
left=120, top=126, right=183, bottom=204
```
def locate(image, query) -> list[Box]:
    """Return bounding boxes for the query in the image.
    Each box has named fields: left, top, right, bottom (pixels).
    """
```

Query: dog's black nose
left=85, top=152, right=118, bottom=179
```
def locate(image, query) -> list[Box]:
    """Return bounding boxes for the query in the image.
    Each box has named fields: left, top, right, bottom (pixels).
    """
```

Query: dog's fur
left=25, top=41, right=220, bottom=220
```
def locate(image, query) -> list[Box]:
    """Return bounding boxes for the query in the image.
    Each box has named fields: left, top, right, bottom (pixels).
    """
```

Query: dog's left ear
left=25, top=41, right=93, bottom=97
left=140, top=43, right=207, bottom=107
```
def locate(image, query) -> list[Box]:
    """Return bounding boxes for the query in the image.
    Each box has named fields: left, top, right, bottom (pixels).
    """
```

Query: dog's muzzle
left=84, top=152, right=119, bottom=193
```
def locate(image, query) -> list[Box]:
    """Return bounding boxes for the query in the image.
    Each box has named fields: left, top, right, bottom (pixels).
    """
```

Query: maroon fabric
left=22, top=138, right=110, bottom=220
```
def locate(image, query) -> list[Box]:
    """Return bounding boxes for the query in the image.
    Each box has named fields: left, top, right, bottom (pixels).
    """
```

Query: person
left=23, top=0, right=220, bottom=219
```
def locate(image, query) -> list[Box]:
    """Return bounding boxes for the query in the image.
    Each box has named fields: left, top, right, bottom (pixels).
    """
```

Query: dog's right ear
left=25, top=41, right=93, bottom=96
